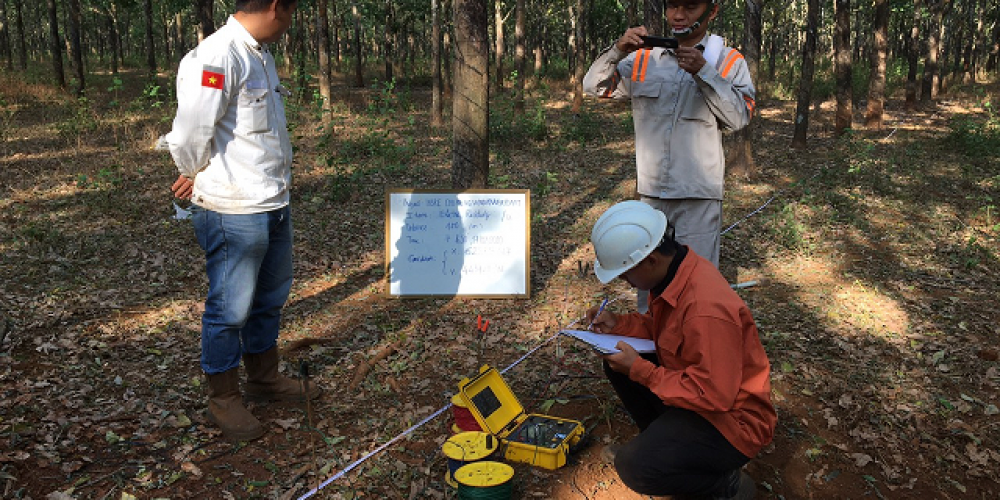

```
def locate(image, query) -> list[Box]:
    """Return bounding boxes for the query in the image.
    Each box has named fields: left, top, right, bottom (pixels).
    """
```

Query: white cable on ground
left=721, top=195, right=775, bottom=236
left=297, top=328, right=567, bottom=499
left=295, top=186, right=791, bottom=497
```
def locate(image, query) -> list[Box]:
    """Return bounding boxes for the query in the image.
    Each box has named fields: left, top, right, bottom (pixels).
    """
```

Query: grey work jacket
left=583, top=37, right=755, bottom=201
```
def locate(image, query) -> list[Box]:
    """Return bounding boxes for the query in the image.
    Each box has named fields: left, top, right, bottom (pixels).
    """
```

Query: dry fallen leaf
left=181, top=461, right=203, bottom=477
left=851, top=452, right=873, bottom=467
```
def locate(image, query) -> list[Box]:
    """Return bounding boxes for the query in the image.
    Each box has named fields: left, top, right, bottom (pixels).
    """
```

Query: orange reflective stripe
left=632, top=50, right=646, bottom=82
left=604, top=71, right=620, bottom=97
left=715, top=49, right=736, bottom=74
left=721, top=51, right=744, bottom=78
left=638, top=49, right=652, bottom=82
left=744, top=95, right=756, bottom=117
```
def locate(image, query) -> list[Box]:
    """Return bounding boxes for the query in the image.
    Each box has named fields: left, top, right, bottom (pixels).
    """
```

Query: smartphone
left=640, top=35, right=679, bottom=49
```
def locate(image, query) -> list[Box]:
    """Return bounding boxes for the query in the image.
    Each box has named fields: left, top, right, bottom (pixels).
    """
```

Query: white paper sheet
left=560, top=329, right=656, bottom=355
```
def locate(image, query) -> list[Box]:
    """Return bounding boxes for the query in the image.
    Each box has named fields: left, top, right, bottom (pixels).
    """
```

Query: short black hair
left=653, top=224, right=680, bottom=257
left=235, top=0, right=297, bottom=13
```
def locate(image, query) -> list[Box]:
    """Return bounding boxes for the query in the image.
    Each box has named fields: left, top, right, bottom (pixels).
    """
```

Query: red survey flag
left=201, top=66, right=225, bottom=90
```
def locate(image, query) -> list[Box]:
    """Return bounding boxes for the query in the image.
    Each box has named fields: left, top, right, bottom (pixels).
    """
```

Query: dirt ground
left=1, top=67, right=998, bottom=500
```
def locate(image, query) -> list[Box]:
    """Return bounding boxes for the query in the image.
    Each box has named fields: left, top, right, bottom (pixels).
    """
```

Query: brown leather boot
left=243, top=347, right=321, bottom=402
left=206, top=369, right=264, bottom=442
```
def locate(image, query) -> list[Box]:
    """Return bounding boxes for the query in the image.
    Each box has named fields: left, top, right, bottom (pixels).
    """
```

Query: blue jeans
left=192, top=205, right=293, bottom=374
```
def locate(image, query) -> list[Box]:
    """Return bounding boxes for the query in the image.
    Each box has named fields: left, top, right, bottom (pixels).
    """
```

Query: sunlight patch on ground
left=92, top=300, right=199, bottom=339
left=768, top=253, right=910, bottom=340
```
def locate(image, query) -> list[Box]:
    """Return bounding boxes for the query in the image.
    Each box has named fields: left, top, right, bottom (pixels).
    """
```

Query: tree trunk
left=730, top=0, right=762, bottom=177
left=47, top=0, right=65, bottom=89
left=963, top=2, right=978, bottom=84
left=318, top=0, right=331, bottom=112
left=14, top=0, right=24, bottom=69
left=332, top=0, right=341, bottom=68
left=988, top=8, right=999, bottom=72
left=834, top=0, right=852, bottom=136
left=791, top=0, right=819, bottom=149
left=67, top=0, right=83, bottom=96
left=571, top=0, right=585, bottom=113
left=294, top=7, right=307, bottom=94
left=176, top=12, right=186, bottom=59
left=905, top=0, right=920, bottom=109
left=513, top=0, right=525, bottom=115
left=767, top=28, right=777, bottom=81
left=494, top=0, right=504, bottom=90
left=451, top=0, right=489, bottom=189
left=865, top=0, right=888, bottom=130
left=644, top=0, right=663, bottom=36
left=567, top=4, right=576, bottom=81
left=384, top=1, right=394, bottom=82
left=161, top=9, right=170, bottom=64
left=922, top=1, right=947, bottom=101
left=0, top=0, right=11, bottom=70
left=352, top=0, right=363, bottom=87
left=444, top=24, right=453, bottom=96
left=432, top=0, right=444, bottom=125
left=197, top=0, right=214, bottom=42
left=144, top=0, right=155, bottom=80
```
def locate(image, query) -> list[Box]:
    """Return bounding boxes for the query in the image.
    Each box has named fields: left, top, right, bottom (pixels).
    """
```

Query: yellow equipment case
left=455, top=365, right=585, bottom=470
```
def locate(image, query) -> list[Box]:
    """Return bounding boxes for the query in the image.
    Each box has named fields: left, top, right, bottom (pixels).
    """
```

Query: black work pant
left=604, top=355, right=750, bottom=497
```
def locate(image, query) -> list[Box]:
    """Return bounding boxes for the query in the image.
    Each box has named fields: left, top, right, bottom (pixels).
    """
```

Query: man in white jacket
left=167, top=0, right=320, bottom=442
left=583, top=0, right=756, bottom=313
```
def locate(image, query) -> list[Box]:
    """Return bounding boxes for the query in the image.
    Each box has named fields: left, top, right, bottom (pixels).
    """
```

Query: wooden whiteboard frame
left=384, top=189, right=531, bottom=298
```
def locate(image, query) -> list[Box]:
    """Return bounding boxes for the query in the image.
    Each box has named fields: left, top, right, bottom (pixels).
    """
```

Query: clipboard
left=559, top=329, right=656, bottom=355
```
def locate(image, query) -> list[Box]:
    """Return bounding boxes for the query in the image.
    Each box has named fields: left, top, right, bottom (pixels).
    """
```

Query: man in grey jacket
left=583, top=0, right=755, bottom=313
left=167, top=0, right=320, bottom=442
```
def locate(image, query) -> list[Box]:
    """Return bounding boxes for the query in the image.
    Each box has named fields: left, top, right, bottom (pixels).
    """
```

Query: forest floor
left=1, top=66, right=999, bottom=500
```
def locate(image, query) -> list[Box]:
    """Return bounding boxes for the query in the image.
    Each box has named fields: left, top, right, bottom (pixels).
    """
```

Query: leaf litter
left=0, top=73, right=998, bottom=498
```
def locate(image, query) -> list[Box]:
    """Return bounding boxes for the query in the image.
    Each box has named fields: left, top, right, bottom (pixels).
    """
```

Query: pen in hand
left=588, top=297, right=609, bottom=331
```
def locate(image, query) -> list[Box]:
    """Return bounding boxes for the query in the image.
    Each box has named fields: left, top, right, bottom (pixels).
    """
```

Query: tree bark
left=921, top=1, right=948, bottom=101
left=963, top=2, right=979, bottom=84
left=197, top=0, right=214, bottom=42
left=792, top=0, right=819, bottom=149
left=444, top=20, right=453, bottom=96
left=988, top=7, right=1000, bottom=72
left=644, top=0, right=663, bottom=36
left=513, top=0, right=525, bottom=115
left=47, top=0, right=65, bottom=89
left=834, top=0, right=852, bottom=136
left=318, top=0, right=331, bottom=112
left=730, top=0, right=762, bottom=177
left=494, top=0, right=504, bottom=90
left=144, top=0, right=155, bottom=80
left=905, top=0, right=920, bottom=109
left=432, top=0, right=444, bottom=125
left=175, top=13, right=185, bottom=62
left=14, top=0, right=24, bottom=69
left=384, top=1, right=394, bottom=82
left=67, top=0, right=84, bottom=96
left=865, top=0, right=888, bottom=130
left=571, top=0, right=585, bottom=113
left=451, top=0, right=489, bottom=189
left=352, top=0, right=363, bottom=87
left=0, top=0, right=11, bottom=70
left=293, top=7, right=307, bottom=94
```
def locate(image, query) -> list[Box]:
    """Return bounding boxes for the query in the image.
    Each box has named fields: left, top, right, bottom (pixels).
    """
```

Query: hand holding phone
left=640, top=35, right=679, bottom=49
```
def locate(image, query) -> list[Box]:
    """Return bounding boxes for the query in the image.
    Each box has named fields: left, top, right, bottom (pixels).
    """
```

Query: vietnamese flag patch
left=201, top=65, right=225, bottom=90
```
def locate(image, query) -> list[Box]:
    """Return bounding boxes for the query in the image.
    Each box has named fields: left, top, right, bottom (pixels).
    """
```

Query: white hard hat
left=591, top=201, right=668, bottom=284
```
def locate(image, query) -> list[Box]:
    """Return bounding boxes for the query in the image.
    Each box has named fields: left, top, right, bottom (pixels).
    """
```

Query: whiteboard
left=385, top=189, right=531, bottom=297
